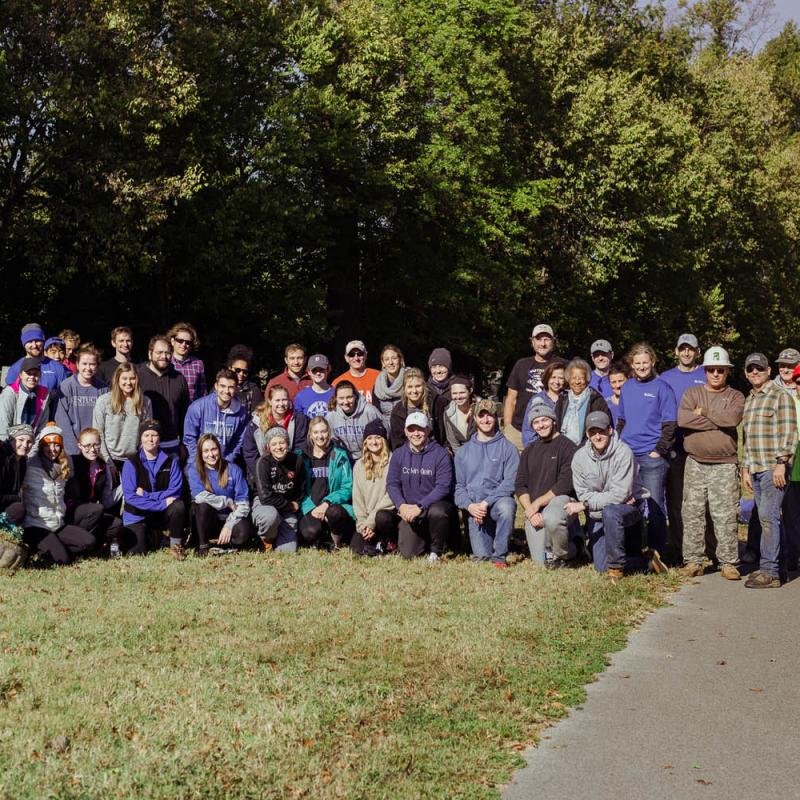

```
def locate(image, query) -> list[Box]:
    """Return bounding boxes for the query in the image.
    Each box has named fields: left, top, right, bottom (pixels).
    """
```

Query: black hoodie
left=254, top=451, right=306, bottom=512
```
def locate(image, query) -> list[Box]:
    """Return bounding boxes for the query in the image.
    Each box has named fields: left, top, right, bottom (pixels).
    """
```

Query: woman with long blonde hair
left=351, top=419, right=396, bottom=555
left=389, top=367, right=447, bottom=450
left=93, top=362, right=153, bottom=470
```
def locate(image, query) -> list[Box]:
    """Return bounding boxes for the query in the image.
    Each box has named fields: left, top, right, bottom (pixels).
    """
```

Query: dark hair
left=541, top=359, right=567, bottom=389
left=227, top=344, right=253, bottom=366
left=608, top=360, right=632, bottom=378
left=148, top=334, right=170, bottom=354
left=215, top=368, right=237, bottom=384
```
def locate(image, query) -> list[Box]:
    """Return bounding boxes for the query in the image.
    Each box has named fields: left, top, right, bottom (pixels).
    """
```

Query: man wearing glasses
left=772, top=348, right=800, bottom=395
left=678, top=347, right=744, bottom=580
left=333, top=341, right=380, bottom=404
left=168, top=323, right=206, bottom=403
left=740, top=352, right=797, bottom=588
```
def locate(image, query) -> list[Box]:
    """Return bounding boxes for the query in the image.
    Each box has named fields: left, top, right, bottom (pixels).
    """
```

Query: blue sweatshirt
left=386, top=439, right=453, bottom=510
left=618, top=376, right=677, bottom=456
left=121, top=449, right=184, bottom=525
left=659, top=366, right=706, bottom=403
left=454, top=431, right=519, bottom=509
left=188, top=461, right=249, bottom=505
left=589, top=371, right=611, bottom=399
left=6, top=356, right=70, bottom=391
left=183, top=392, right=248, bottom=461
left=54, top=375, right=109, bottom=454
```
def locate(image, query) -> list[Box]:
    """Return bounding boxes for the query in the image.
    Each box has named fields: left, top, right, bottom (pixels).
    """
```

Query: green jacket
left=300, top=445, right=354, bottom=518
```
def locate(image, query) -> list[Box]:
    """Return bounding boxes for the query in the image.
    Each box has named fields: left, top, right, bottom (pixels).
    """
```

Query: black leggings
left=0, top=494, right=24, bottom=525
left=67, top=502, right=123, bottom=543
left=298, top=504, right=354, bottom=546
left=350, top=509, right=398, bottom=556
left=23, top=524, right=96, bottom=565
left=125, top=501, right=186, bottom=555
left=398, top=500, right=453, bottom=559
left=193, top=503, right=253, bottom=549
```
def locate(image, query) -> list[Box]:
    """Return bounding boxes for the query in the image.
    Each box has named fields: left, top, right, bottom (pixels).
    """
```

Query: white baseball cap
left=405, top=411, right=430, bottom=430
left=531, top=324, right=554, bottom=338
left=702, top=346, right=733, bottom=368
left=345, top=340, right=367, bottom=355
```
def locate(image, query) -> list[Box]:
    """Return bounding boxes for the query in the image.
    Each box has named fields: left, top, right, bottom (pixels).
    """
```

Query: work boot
left=744, top=571, right=780, bottom=589
left=720, top=564, right=740, bottom=581
left=682, top=562, right=704, bottom=577
left=259, top=538, right=273, bottom=552
left=646, top=548, right=668, bottom=575
left=169, top=543, right=186, bottom=561
left=607, top=567, right=624, bottom=585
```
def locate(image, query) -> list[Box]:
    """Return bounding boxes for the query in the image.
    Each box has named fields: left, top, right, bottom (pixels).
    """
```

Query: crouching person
left=515, top=399, right=578, bottom=568
left=454, top=399, right=519, bottom=567
left=351, top=419, right=397, bottom=556
left=22, top=423, right=96, bottom=565
left=121, top=420, right=186, bottom=559
left=189, top=433, right=253, bottom=556
left=386, top=411, right=454, bottom=562
left=252, top=427, right=306, bottom=553
left=68, top=428, right=123, bottom=555
left=567, top=411, right=664, bottom=582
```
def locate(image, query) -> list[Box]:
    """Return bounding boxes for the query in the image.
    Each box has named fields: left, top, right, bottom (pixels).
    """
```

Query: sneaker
left=546, top=558, right=570, bottom=570
left=196, top=546, right=209, bottom=559
left=427, top=552, right=440, bottom=564
left=170, top=543, right=186, bottom=561
left=682, top=562, right=704, bottom=577
left=493, top=560, right=509, bottom=569
left=744, top=571, right=780, bottom=589
left=647, top=548, right=668, bottom=575
left=607, top=567, right=624, bottom=584
left=209, top=547, right=236, bottom=556
left=720, top=564, right=741, bottom=581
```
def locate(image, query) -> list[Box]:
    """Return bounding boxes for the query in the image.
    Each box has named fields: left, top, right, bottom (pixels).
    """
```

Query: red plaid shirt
left=172, top=355, right=207, bottom=403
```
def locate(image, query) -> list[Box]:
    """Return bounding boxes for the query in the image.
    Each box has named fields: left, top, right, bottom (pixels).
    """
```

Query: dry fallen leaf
left=696, top=779, right=713, bottom=786
left=749, top=687, right=764, bottom=693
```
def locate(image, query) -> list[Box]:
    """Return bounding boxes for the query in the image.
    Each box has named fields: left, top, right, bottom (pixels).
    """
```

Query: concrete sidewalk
left=504, top=574, right=800, bottom=799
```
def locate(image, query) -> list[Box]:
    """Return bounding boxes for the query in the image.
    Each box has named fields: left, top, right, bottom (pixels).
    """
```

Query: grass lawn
left=0, top=551, right=679, bottom=799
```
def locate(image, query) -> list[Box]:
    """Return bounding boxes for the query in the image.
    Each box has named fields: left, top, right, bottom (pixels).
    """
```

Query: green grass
left=0, top=551, right=679, bottom=799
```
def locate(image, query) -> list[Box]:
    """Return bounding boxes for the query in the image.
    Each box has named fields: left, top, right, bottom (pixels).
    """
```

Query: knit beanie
left=264, top=426, right=290, bottom=445
left=21, top=323, right=45, bottom=345
left=138, top=419, right=161, bottom=442
left=362, top=418, right=388, bottom=442
left=8, top=424, right=34, bottom=441
left=428, top=348, right=452, bottom=370
left=527, top=399, right=556, bottom=426
left=36, top=422, right=64, bottom=445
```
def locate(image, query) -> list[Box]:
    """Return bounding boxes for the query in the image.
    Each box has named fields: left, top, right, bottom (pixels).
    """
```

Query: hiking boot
left=259, top=538, right=273, bottom=552
left=744, top=571, right=780, bottom=589
left=682, top=562, right=704, bottom=577
left=169, top=543, right=186, bottom=561
left=607, top=567, right=624, bottom=584
left=720, top=564, right=741, bottom=581
left=546, top=558, right=570, bottom=570
left=647, top=548, right=668, bottom=575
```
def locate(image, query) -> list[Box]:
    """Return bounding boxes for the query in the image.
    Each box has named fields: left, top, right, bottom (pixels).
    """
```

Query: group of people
left=1, top=321, right=796, bottom=588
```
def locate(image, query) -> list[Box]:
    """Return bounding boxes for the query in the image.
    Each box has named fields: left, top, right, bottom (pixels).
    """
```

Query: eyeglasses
left=79, top=442, right=101, bottom=450
left=347, top=350, right=365, bottom=357
left=232, top=367, right=249, bottom=375
left=745, top=365, right=766, bottom=373
left=705, top=367, right=726, bottom=375
left=173, top=337, right=192, bottom=346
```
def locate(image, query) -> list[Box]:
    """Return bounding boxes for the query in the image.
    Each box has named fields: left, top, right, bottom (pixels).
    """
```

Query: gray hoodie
left=571, top=432, right=649, bottom=520
left=326, top=394, right=382, bottom=461
left=92, top=393, right=153, bottom=462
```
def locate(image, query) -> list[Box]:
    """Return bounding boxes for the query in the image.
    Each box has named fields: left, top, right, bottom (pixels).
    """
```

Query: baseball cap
left=474, top=398, right=497, bottom=416
left=20, top=356, right=42, bottom=372
left=590, top=339, right=613, bottom=354
left=45, top=336, right=65, bottom=350
left=405, top=411, right=430, bottom=430
left=775, top=348, right=800, bottom=365
left=307, top=354, right=329, bottom=371
left=531, top=324, right=554, bottom=338
left=345, top=340, right=366, bottom=355
left=585, top=411, right=611, bottom=431
left=745, top=353, right=769, bottom=370
left=676, top=333, right=699, bottom=349
left=701, top=346, right=733, bottom=368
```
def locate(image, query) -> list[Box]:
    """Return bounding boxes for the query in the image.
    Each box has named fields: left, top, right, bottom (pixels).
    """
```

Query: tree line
left=1, top=0, right=798, bottom=378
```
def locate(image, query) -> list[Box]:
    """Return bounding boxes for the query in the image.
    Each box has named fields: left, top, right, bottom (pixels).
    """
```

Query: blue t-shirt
left=605, top=395, right=623, bottom=428
left=618, top=377, right=677, bottom=456
left=659, top=366, right=706, bottom=404
left=294, top=386, right=333, bottom=420
left=589, top=371, right=611, bottom=399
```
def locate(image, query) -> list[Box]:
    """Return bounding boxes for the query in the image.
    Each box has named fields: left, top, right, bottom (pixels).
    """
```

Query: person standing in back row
left=99, top=326, right=135, bottom=385
left=266, top=344, right=311, bottom=401
left=503, top=324, right=559, bottom=451
left=168, top=322, right=206, bottom=403
left=588, top=339, right=614, bottom=399
left=333, top=340, right=380, bottom=403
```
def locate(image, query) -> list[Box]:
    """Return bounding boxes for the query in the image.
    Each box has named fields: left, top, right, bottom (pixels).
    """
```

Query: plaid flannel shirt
left=742, top=380, right=797, bottom=473
left=172, top=355, right=207, bottom=403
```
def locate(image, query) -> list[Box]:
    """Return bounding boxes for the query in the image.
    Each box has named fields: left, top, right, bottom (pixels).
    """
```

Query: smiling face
left=777, top=363, right=796, bottom=385
left=381, top=349, right=401, bottom=376
left=532, top=334, right=554, bottom=359
left=476, top=410, right=496, bottom=436
left=632, top=353, right=654, bottom=380
left=547, top=368, right=565, bottom=395
left=532, top=416, right=555, bottom=439
left=364, top=434, right=384, bottom=455
left=449, top=382, right=471, bottom=407
left=41, top=438, right=62, bottom=461
left=609, top=371, right=627, bottom=397
left=140, top=429, right=160, bottom=455
left=201, top=438, right=221, bottom=469
left=285, top=348, right=306, bottom=376
left=746, top=364, right=770, bottom=390
left=345, top=348, right=366, bottom=375
left=78, top=433, right=102, bottom=462
left=568, top=368, right=588, bottom=395
left=676, top=345, right=699, bottom=368
left=13, top=435, right=33, bottom=458
left=268, top=435, right=289, bottom=460
left=149, top=340, right=172, bottom=372
left=114, top=332, right=132, bottom=357
left=310, top=421, right=330, bottom=449
left=269, top=389, right=290, bottom=419
left=310, top=366, right=328, bottom=386
left=230, top=359, right=249, bottom=386
left=118, top=369, right=137, bottom=396
left=215, top=377, right=237, bottom=408
left=405, top=425, right=428, bottom=448
left=588, top=426, right=612, bottom=453
left=20, top=367, right=41, bottom=390
left=171, top=329, right=193, bottom=359
left=430, top=364, right=449, bottom=382
left=24, top=339, right=44, bottom=358
left=405, top=378, right=425, bottom=405
left=336, top=387, right=357, bottom=415
left=45, top=344, right=65, bottom=362
left=77, top=353, right=98, bottom=385
left=592, top=351, right=611, bottom=371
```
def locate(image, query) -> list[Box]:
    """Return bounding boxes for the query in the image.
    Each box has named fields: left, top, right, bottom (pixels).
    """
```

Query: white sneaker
left=427, top=552, right=440, bottom=563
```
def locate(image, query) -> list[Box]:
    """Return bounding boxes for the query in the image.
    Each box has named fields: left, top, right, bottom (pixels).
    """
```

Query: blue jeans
left=635, top=454, right=669, bottom=555
left=751, top=470, right=784, bottom=577
left=589, top=503, right=643, bottom=572
left=468, top=497, right=515, bottom=563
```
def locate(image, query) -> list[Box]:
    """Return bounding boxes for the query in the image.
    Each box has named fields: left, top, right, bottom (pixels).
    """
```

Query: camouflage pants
left=681, top=458, right=739, bottom=566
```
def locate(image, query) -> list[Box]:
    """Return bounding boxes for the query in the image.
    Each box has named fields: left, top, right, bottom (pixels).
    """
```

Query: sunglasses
left=705, top=367, right=727, bottom=375
left=347, top=350, right=365, bottom=357
left=745, top=365, right=766, bottom=373
left=232, top=367, right=249, bottom=375
left=173, top=337, right=192, bottom=346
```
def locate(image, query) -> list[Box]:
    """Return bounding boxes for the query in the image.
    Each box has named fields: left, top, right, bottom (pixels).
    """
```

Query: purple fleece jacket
left=386, top=439, right=453, bottom=510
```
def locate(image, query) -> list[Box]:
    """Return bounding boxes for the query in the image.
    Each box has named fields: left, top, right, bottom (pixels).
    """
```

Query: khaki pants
left=503, top=424, right=523, bottom=452
left=681, top=458, right=738, bottom=566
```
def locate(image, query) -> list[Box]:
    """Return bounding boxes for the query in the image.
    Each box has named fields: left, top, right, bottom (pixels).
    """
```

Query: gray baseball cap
left=745, top=353, right=769, bottom=370
left=585, top=411, right=611, bottom=431
left=307, top=354, right=329, bottom=371
left=676, top=333, right=699, bottom=349
left=775, top=348, right=800, bottom=365
left=590, top=339, right=613, bottom=355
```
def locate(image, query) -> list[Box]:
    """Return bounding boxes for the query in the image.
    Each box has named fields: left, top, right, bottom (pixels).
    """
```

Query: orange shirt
left=333, top=369, right=381, bottom=404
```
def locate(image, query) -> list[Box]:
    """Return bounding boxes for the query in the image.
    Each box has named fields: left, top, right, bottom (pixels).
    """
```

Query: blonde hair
left=256, top=385, right=291, bottom=432
left=626, top=343, right=658, bottom=369
left=400, top=368, right=432, bottom=416
left=362, top=436, right=390, bottom=481
left=195, top=433, right=229, bottom=492
left=110, top=362, right=145, bottom=416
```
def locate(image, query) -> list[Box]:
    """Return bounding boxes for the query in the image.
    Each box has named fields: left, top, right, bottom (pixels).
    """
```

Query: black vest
left=71, top=453, right=110, bottom=504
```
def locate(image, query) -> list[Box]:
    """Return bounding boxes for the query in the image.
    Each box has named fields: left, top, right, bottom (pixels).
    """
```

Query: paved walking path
left=504, top=573, right=800, bottom=799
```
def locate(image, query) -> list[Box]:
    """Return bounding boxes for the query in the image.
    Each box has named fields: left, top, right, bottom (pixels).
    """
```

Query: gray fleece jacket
left=92, top=393, right=153, bottom=462
left=571, top=432, right=649, bottom=520
left=326, top=394, right=382, bottom=462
